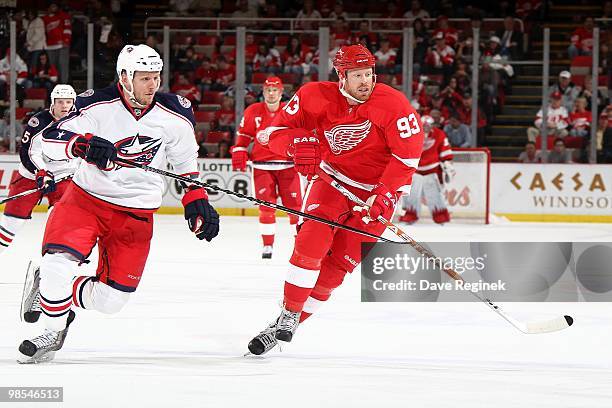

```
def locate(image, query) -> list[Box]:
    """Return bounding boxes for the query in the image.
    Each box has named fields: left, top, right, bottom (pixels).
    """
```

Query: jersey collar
left=117, top=83, right=156, bottom=121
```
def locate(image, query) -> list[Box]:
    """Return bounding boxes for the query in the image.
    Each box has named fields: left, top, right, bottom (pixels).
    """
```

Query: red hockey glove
left=353, top=183, right=398, bottom=224
left=35, top=169, right=56, bottom=195
left=231, top=146, right=248, bottom=171
left=182, top=187, right=220, bottom=242
left=293, top=135, right=321, bottom=179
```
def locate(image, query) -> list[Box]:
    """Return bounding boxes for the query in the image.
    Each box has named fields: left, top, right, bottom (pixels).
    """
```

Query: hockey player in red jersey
left=399, top=115, right=454, bottom=224
left=17, top=44, right=220, bottom=363
left=247, top=44, right=424, bottom=355
left=231, top=76, right=303, bottom=259
left=0, top=84, right=78, bottom=255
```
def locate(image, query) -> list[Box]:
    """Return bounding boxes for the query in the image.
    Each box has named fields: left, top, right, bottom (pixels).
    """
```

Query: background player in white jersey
left=400, top=115, right=455, bottom=224
left=0, top=85, right=78, bottom=255
left=17, top=44, right=220, bottom=363
left=231, top=76, right=302, bottom=259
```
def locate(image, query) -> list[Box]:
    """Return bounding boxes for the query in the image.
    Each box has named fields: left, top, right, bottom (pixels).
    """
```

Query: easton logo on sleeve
left=323, top=120, right=372, bottom=154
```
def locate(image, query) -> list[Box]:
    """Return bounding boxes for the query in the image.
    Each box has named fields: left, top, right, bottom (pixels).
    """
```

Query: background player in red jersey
left=399, top=115, right=455, bottom=224
left=247, top=44, right=424, bottom=355
left=231, top=77, right=302, bottom=259
left=0, top=84, right=77, bottom=256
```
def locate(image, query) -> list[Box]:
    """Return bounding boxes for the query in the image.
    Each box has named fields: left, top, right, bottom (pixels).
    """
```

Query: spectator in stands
left=412, top=18, right=429, bottom=75
left=459, top=93, right=488, bottom=145
left=518, top=141, right=546, bottom=163
left=602, top=2, right=612, bottom=31
left=0, top=109, right=24, bottom=151
left=527, top=91, right=569, bottom=142
left=432, top=15, right=458, bottom=48
left=374, top=38, right=398, bottom=74
left=217, top=139, right=231, bottom=158
left=578, top=74, right=605, bottom=113
left=351, top=20, right=379, bottom=50
left=496, top=15, right=523, bottom=60
left=25, top=10, right=45, bottom=69
left=547, top=138, right=572, bottom=163
left=0, top=49, right=30, bottom=106
left=569, top=97, right=592, bottom=138
left=215, top=95, right=236, bottom=133
left=171, top=73, right=202, bottom=104
left=444, top=114, right=473, bottom=147
left=42, top=3, right=71, bottom=83
left=568, top=16, right=594, bottom=60
left=404, top=0, right=430, bottom=22
left=245, top=33, right=258, bottom=63
left=429, top=109, right=443, bottom=129
left=231, top=0, right=258, bottom=26
left=296, top=0, right=322, bottom=30
left=331, top=17, right=351, bottom=46
left=425, top=31, right=455, bottom=82
left=329, top=1, right=348, bottom=20
left=440, top=77, right=464, bottom=112
left=195, top=56, right=216, bottom=92
left=196, top=131, right=209, bottom=158
left=30, top=51, right=58, bottom=95
left=452, top=61, right=471, bottom=94
left=253, top=43, right=282, bottom=74
left=176, top=46, right=200, bottom=74
left=283, top=35, right=312, bottom=77
left=168, top=0, right=196, bottom=16
left=145, top=34, right=161, bottom=55
left=549, top=70, right=581, bottom=113
left=212, top=55, right=235, bottom=91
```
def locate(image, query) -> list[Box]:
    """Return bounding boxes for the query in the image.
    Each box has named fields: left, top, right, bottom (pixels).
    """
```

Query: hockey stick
left=248, top=160, right=294, bottom=166
left=0, top=176, right=72, bottom=205
left=316, top=170, right=574, bottom=335
left=112, top=157, right=399, bottom=243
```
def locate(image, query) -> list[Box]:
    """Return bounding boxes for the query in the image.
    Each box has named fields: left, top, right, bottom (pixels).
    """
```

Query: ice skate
left=247, top=320, right=279, bottom=356
left=275, top=306, right=301, bottom=342
left=20, top=260, right=41, bottom=323
left=262, top=245, right=273, bottom=259
left=17, top=310, right=76, bottom=364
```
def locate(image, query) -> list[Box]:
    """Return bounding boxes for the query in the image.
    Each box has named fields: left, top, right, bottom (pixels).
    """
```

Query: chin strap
left=119, top=76, right=156, bottom=109
left=337, top=72, right=377, bottom=105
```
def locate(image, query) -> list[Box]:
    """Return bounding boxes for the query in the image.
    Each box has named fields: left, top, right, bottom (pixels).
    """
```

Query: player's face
left=344, top=67, right=374, bottom=102
left=263, top=86, right=282, bottom=105
left=51, top=98, right=74, bottom=118
left=130, top=71, right=161, bottom=106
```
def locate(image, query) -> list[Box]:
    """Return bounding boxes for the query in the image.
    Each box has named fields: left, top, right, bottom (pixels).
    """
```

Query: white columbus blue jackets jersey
left=18, top=109, right=79, bottom=181
left=42, top=84, right=198, bottom=211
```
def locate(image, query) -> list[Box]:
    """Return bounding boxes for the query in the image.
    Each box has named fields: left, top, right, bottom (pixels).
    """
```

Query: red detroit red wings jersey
left=264, top=82, right=424, bottom=192
left=236, top=101, right=288, bottom=165
left=417, top=127, right=453, bottom=176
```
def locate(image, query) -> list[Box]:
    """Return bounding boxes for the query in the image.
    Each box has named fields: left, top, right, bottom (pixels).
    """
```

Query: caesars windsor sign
left=492, top=163, right=612, bottom=219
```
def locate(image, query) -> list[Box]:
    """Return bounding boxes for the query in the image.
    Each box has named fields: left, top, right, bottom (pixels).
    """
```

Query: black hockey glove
left=35, top=169, right=56, bottom=195
left=182, top=187, right=220, bottom=242
left=72, top=133, right=117, bottom=170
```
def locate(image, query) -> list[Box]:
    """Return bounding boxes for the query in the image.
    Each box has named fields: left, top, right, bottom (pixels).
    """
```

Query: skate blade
left=19, top=261, right=35, bottom=323
left=17, top=351, right=56, bottom=364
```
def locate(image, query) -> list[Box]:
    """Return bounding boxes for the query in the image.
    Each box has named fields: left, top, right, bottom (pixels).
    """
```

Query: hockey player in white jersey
left=17, top=44, right=220, bottom=363
left=0, top=85, right=78, bottom=255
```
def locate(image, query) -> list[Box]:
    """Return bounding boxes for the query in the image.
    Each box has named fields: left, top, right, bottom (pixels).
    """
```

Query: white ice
left=1, top=214, right=611, bottom=408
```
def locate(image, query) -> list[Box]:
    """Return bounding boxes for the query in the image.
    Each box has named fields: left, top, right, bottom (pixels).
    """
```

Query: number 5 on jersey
left=397, top=113, right=420, bottom=138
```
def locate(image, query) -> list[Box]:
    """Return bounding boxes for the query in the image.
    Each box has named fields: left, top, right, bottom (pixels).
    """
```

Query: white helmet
left=116, top=44, right=163, bottom=107
left=421, top=115, right=434, bottom=134
left=50, top=84, right=76, bottom=105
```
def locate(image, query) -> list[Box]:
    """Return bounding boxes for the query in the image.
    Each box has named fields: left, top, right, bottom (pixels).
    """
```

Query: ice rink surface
left=1, top=213, right=611, bottom=408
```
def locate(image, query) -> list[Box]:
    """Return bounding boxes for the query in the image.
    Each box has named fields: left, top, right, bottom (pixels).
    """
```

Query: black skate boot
left=18, top=310, right=76, bottom=364
left=247, top=320, right=278, bottom=355
left=275, top=307, right=301, bottom=342
left=262, top=245, right=273, bottom=259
